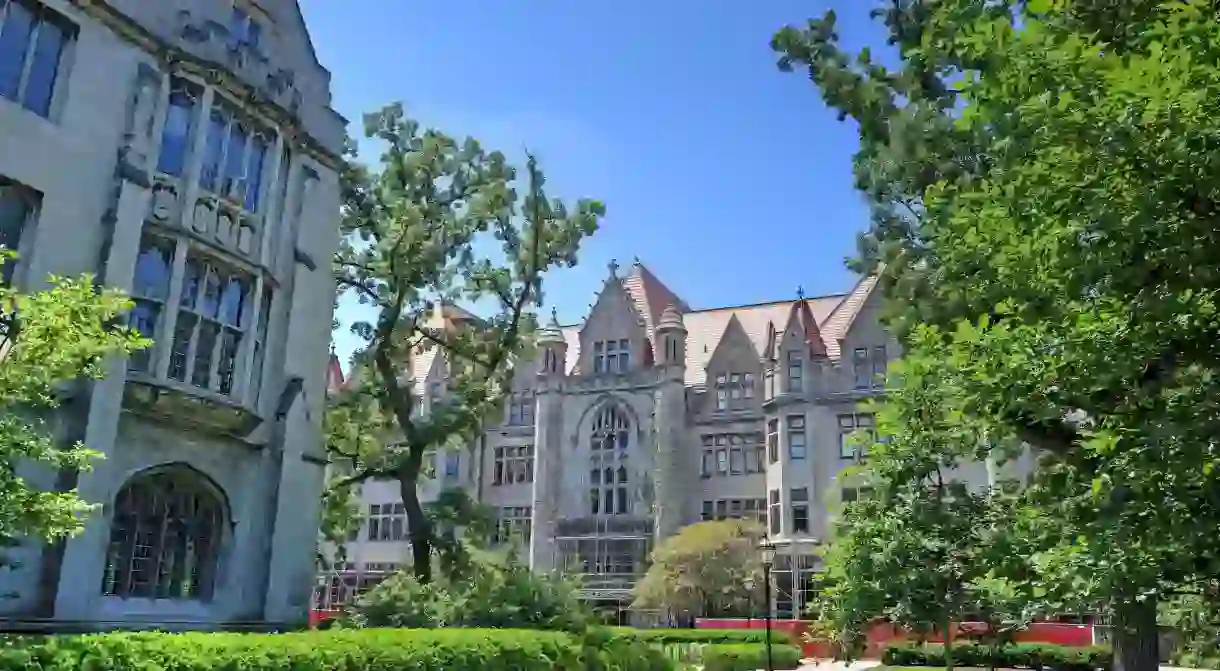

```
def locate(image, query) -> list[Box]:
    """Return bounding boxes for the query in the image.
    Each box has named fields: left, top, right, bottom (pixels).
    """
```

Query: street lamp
left=759, top=538, right=777, bottom=671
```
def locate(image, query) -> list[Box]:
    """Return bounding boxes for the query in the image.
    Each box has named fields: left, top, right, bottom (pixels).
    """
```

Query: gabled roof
left=622, top=260, right=690, bottom=340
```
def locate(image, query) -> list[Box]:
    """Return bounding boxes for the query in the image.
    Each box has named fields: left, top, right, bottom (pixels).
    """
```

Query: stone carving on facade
left=121, top=64, right=162, bottom=174
left=191, top=197, right=217, bottom=236
left=148, top=179, right=179, bottom=224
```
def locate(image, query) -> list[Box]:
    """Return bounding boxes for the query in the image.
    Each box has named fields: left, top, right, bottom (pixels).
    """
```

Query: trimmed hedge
left=0, top=628, right=663, bottom=671
left=605, top=626, right=792, bottom=645
left=701, top=643, right=803, bottom=671
left=883, top=641, right=1112, bottom=671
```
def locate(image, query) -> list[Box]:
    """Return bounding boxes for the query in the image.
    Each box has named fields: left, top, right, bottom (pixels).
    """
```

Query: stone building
left=0, top=0, right=342, bottom=628
left=328, top=259, right=1017, bottom=621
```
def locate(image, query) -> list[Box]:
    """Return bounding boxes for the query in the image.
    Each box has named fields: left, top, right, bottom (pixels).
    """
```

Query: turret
left=654, top=304, right=686, bottom=369
left=537, top=308, right=567, bottom=377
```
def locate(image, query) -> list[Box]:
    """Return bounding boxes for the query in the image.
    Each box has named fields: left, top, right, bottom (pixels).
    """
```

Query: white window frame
left=790, top=487, right=810, bottom=535
left=367, top=503, right=406, bottom=542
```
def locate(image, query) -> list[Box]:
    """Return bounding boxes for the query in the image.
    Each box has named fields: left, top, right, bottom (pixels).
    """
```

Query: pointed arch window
left=101, top=465, right=227, bottom=601
left=589, top=403, right=630, bottom=451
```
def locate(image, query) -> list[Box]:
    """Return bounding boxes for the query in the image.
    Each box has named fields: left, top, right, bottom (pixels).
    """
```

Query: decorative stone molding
left=122, top=378, right=264, bottom=441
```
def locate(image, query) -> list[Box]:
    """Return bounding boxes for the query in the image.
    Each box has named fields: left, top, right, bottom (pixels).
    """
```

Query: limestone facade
left=0, top=0, right=342, bottom=629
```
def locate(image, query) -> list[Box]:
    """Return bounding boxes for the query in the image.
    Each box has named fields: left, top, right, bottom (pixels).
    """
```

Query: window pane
left=157, top=88, right=196, bottom=176
left=22, top=16, right=64, bottom=117
left=0, top=2, right=35, bottom=99
left=0, top=184, right=30, bottom=283
left=200, top=111, right=228, bottom=191
left=198, top=267, right=221, bottom=319
left=216, top=328, right=241, bottom=395
left=224, top=122, right=248, bottom=187
left=132, top=238, right=172, bottom=301
left=127, top=300, right=160, bottom=371
left=168, top=312, right=196, bottom=381
left=218, top=275, right=248, bottom=327
left=190, top=320, right=219, bottom=388
left=244, top=134, right=268, bottom=211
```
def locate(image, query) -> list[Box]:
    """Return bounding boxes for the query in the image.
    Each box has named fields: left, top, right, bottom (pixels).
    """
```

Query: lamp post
left=759, top=538, right=776, bottom=671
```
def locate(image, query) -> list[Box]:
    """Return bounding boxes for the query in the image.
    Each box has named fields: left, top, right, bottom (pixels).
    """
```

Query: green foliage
left=604, top=627, right=791, bottom=646
left=883, top=641, right=1111, bottom=671
left=329, top=103, right=601, bottom=582
left=774, top=2, right=1220, bottom=668
left=632, top=519, right=765, bottom=618
left=1160, top=591, right=1220, bottom=669
left=344, top=553, right=590, bottom=632
left=698, top=643, right=803, bottom=671
left=0, top=265, right=147, bottom=584
left=0, top=629, right=593, bottom=670
left=806, top=350, right=1037, bottom=658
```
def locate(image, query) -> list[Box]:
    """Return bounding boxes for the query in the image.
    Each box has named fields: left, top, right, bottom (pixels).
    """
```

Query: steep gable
left=577, top=262, right=648, bottom=374
left=622, top=260, right=690, bottom=340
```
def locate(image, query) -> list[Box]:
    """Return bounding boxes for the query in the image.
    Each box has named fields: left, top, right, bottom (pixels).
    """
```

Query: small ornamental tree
left=632, top=519, right=765, bottom=620
left=774, top=2, right=1220, bottom=670
left=329, top=103, right=601, bottom=583
left=0, top=257, right=147, bottom=586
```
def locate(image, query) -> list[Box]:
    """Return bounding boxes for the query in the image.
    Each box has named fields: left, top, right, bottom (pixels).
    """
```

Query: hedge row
left=605, top=626, right=792, bottom=645
left=884, top=641, right=1112, bottom=671
left=700, top=643, right=804, bottom=671
left=0, top=628, right=665, bottom=671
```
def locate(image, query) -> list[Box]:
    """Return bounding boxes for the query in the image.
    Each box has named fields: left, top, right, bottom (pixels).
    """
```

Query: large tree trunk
left=1112, top=597, right=1160, bottom=671
left=399, top=474, right=433, bottom=584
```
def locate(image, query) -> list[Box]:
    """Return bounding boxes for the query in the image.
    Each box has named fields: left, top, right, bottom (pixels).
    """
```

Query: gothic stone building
left=0, top=0, right=342, bottom=628
left=333, top=260, right=984, bottom=620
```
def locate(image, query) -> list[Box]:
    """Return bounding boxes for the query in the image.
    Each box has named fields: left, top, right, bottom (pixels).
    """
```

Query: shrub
left=882, top=641, right=1112, bottom=671
left=604, top=626, right=791, bottom=645
left=346, top=558, right=590, bottom=631
left=700, top=643, right=803, bottom=671
left=0, top=629, right=586, bottom=670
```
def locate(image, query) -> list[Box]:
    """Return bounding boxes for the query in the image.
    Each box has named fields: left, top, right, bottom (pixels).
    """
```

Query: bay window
left=128, top=234, right=271, bottom=405
left=199, top=101, right=271, bottom=213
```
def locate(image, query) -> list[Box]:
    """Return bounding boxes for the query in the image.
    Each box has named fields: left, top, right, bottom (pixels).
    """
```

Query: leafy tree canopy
left=774, top=2, right=1220, bottom=669
left=328, top=103, right=601, bottom=583
left=0, top=259, right=147, bottom=587
left=632, top=519, right=765, bottom=620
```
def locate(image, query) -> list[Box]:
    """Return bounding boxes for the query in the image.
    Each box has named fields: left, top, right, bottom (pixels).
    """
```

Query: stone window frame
left=591, top=338, right=630, bottom=374
left=588, top=465, right=630, bottom=516
left=790, top=486, right=810, bottom=535
left=837, top=412, right=875, bottom=460
left=699, top=432, right=763, bottom=478
left=712, top=371, right=756, bottom=411
left=506, top=392, right=535, bottom=426
left=852, top=345, right=888, bottom=390
left=786, top=414, right=807, bottom=460
left=785, top=349, right=803, bottom=393
left=494, top=506, right=532, bottom=544
left=491, top=444, right=534, bottom=486
left=0, top=0, right=75, bottom=120
left=126, top=67, right=304, bottom=411
left=100, top=464, right=228, bottom=602
left=0, top=174, right=39, bottom=286
left=366, top=502, right=405, bottom=542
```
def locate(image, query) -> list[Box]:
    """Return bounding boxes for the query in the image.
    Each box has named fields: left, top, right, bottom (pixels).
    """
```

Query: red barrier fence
left=695, top=618, right=1096, bottom=659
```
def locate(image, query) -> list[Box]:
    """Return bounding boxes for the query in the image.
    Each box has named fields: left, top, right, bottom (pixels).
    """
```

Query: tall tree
left=808, top=357, right=1034, bottom=669
left=0, top=261, right=147, bottom=586
left=774, top=2, right=1220, bottom=670
left=632, top=519, right=765, bottom=620
left=330, top=103, right=602, bottom=583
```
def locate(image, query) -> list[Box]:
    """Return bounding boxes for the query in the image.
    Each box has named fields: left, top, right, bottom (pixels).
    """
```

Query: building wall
left=0, top=0, right=341, bottom=628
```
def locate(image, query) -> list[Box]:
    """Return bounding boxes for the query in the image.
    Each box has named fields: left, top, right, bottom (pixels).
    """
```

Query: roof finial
left=633, top=255, right=642, bottom=266
left=608, top=258, right=620, bottom=278
left=329, top=342, right=337, bottom=356
left=549, top=306, right=560, bottom=326
left=796, top=285, right=806, bottom=300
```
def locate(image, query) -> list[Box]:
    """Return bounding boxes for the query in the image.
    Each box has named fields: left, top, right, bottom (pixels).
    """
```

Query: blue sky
left=297, top=1, right=887, bottom=365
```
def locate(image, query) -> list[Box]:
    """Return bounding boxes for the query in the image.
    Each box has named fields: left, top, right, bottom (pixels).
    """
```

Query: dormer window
left=592, top=338, right=630, bottom=374
left=785, top=349, right=803, bottom=393
left=542, top=348, right=558, bottom=373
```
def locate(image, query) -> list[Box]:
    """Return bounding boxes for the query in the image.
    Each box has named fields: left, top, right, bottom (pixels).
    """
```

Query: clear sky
left=297, top=1, right=887, bottom=365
